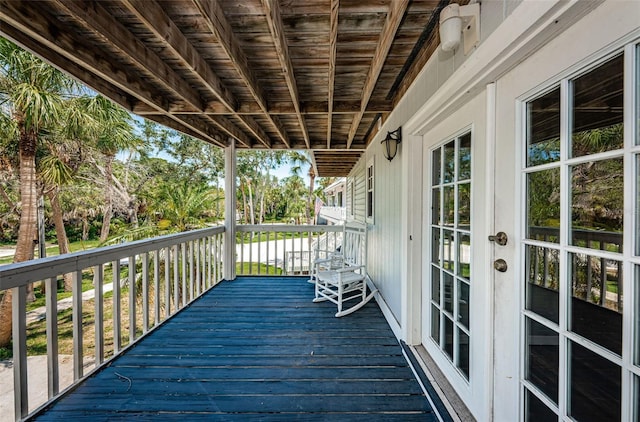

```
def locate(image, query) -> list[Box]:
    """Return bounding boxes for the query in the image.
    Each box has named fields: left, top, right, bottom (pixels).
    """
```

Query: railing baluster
left=239, top=232, right=245, bottom=275
left=128, top=256, right=136, bottom=344
left=249, top=231, right=253, bottom=274
left=188, top=241, right=194, bottom=301
left=274, top=231, right=279, bottom=274
left=113, top=260, right=121, bottom=353
left=266, top=231, right=270, bottom=274
left=173, top=244, right=179, bottom=310
left=299, top=231, right=303, bottom=274
left=154, top=250, right=160, bottom=326
left=207, top=236, right=212, bottom=288
left=195, top=238, right=201, bottom=296
left=93, top=266, right=104, bottom=366
left=12, top=285, right=28, bottom=420
left=165, top=247, right=171, bottom=318
left=217, top=234, right=221, bottom=283
left=72, top=270, right=83, bottom=380
left=181, top=243, right=187, bottom=307
left=142, top=252, right=149, bottom=333
left=46, top=276, right=59, bottom=397
left=257, top=230, right=262, bottom=275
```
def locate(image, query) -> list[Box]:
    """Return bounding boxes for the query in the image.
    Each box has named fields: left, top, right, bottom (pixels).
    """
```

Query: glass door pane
left=429, top=133, right=472, bottom=380
left=522, top=51, right=631, bottom=420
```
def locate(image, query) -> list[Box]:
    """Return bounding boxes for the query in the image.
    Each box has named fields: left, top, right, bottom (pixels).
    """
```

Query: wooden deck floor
left=34, top=277, right=446, bottom=421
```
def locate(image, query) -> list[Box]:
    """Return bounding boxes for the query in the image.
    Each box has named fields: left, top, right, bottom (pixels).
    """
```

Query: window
left=337, top=191, right=343, bottom=207
left=366, top=160, right=374, bottom=222
left=430, top=131, right=472, bottom=380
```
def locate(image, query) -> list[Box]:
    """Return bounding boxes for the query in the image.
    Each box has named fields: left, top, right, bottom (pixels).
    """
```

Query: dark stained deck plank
left=34, top=276, right=445, bottom=421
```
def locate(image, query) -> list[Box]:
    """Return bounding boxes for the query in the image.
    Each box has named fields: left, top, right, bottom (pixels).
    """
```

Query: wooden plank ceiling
left=0, top=0, right=453, bottom=176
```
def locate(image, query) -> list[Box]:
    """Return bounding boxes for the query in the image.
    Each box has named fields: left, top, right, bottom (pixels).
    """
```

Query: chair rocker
left=313, top=222, right=377, bottom=317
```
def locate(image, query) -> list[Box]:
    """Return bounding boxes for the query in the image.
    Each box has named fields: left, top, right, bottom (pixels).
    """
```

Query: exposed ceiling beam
left=261, top=0, right=309, bottom=149
left=55, top=0, right=204, bottom=112
left=121, top=0, right=271, bottom=148
left=133, top=100, right=394, bottom=116
left=327, top=0, right=339, bottom=149
left=193, top=0, right=291, bottom=148
left=0, top=0, right=224, bottom=147
left=346, top=0, right=409, bottom=148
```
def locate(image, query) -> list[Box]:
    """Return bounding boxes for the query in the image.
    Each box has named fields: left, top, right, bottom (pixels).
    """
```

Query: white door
left=420, top=90, right=493, bottom=419
left=494, top=47, right=640, bottom=421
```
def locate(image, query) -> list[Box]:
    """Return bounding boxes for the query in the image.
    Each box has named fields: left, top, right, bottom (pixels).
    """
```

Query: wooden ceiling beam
left=193, top=0, right=291, bottom=148
left=327, top=0, right=339, bottom=149
left=261, top=0, right=310, bottom=149
left=121, top=0, right=270, bottom=148
left=55, top=0, right=204, bottom=112
left=134, top=99, right=393, bottom=116
left=346, top=0, right=409, bottom=148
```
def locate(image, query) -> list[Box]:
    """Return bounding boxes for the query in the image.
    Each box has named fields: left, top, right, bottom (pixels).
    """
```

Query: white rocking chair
left=313, top=222, right=377, bottom=317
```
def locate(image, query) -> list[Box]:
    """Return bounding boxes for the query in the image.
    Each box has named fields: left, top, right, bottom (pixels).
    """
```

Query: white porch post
left=400, top=133, right=423, bottom=344
left=223, top=140, right=237, bottom=280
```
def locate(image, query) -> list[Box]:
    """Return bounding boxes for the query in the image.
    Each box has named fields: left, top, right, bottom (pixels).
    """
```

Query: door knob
left=488, top=232, right=508, bottom=246
left=494, top=259, right=508, bottom=272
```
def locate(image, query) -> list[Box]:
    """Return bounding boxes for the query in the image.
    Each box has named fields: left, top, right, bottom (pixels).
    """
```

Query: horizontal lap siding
left=34, top=277, right=439, bottom=421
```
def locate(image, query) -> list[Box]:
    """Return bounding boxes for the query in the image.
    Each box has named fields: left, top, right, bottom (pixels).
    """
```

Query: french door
left=510, top=47, right=640, bottom=421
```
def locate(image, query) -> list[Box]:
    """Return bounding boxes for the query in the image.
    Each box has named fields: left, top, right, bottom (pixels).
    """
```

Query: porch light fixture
left=439, top=2, right=480, bottom=55
left=381, top=127, right=402, bottom=161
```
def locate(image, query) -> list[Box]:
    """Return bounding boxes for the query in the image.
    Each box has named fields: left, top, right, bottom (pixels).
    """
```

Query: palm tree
left=155, top=181, right=216, bottom=232
left=288, top=151, right=316, bottom=224
left=282, top=175, right=307, bottom=224
left=0, top=38, right=72, bottom=346
left=80, top=95, right=138, bottom=242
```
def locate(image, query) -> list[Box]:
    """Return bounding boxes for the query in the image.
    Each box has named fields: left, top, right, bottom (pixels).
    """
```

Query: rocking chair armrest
left=335, top=265, right=364, bottom=273
left=314, top=257, right=337, bottom=265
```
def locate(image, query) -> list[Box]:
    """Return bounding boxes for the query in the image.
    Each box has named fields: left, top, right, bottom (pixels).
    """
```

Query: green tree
left=89, top=97, right=138, bottom=241
left=237, top=151, right=286, bottom=224
left=154, top=181, right=217, bottom=232
left=288, top=151, right=316, bottom=224
left=281, top=175, right=307, bottom=224
left=0, top=38, right=74, bottom=346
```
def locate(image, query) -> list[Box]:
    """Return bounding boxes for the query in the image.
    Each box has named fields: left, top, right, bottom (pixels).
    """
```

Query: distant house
left=316, top=178, right=346, bottom=225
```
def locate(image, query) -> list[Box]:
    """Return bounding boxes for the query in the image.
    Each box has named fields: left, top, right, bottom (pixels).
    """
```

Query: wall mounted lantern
left=381, top=127, right=402, bottom=162
left=439, top=2, right=480, bottom=55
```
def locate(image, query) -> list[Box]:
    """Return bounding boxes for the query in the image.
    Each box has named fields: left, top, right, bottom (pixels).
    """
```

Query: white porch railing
left=0, top=224, right=348, bottom=421
left=317, top=206, right=346, bottom=223
left=236, top=224, right=342, bottom=276
left=0, top=226, right=225, bottom=421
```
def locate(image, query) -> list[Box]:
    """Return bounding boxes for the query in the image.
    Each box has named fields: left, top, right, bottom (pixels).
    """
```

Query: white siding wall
left=349, top=160, right=366, bottom=223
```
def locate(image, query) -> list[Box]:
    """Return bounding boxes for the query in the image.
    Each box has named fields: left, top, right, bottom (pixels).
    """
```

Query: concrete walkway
left=25, top=283, right=115, bottom=325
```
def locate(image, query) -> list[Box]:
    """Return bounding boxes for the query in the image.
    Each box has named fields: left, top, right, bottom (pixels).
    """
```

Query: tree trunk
left=99, top=154, right=113, bottom=242
left=246, top=178, right=255, bottom=225
left=241, top=185, right=248, bottom=224
left=128, top=197, right=138, bottom=228
left=0, top=129, right=38, bottom=347
left=81, top=215, right=89, bottom=240
left=47, top=188, right=73, bottom=291
left=307, top=168, right=316, bottom=224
